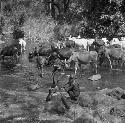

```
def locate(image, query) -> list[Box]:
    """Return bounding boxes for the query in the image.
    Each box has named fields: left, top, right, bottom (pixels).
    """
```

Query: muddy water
left=0, top=52, right=125, bottom=122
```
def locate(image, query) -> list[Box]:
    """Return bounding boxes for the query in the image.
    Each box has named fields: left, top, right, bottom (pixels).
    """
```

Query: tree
left=63, top=0, right=70, bottom=13
left=46, top=0, right=61, bottom=19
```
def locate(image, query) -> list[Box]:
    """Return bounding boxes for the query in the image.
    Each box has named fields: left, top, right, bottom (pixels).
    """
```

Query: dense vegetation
left=0, top=0, right=125, bottom=46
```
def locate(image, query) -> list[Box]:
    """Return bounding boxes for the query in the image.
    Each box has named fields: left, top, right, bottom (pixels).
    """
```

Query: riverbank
left=0, top=87, right=124, bottom=123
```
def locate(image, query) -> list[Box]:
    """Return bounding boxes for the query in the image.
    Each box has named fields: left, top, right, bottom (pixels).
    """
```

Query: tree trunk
left=48, top=0, right=61, bottom=19
left=49, top=0, right=55, bottom=19
left=63, top=0, right=70, bottom=13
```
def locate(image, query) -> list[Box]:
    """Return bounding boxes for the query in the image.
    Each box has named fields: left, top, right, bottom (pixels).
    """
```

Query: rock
left=94, top=90, right=118, bottom=106
left=72, top=107, right=100, bottom=123
left=96, top=104, right=111, bottom=116
left=27, top=83, right=40, bottom=91
left=94, top=87, right=125, bottom=106
left=110, top=103, right=125, bottom=118
left=106, top=87, right=125, bottom=100
left=16, top=64, right=21, bottom=67
left=44, top=94, right=69, bottom=115
left=97, top=88, right=112, bottom=95
left=68, top=104, right=83, bottom=119
left=13, top=117, right=26, bottom=121
left=88, top=74, right=101, bottom=81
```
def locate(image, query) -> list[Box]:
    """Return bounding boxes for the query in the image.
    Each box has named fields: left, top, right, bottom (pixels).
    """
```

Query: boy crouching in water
left=46, top=74, right=80, bottom=110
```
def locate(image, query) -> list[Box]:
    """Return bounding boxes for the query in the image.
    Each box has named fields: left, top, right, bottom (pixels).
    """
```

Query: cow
left=66, top=50, right=98, bottom=75
left=0, top=45, right=20, bottom=62
left=110, top=37, right=125, bottom=50
left=68, top=35, right=95, bottom=51
left=19, top=38, right=26, bottom=54
left=101, top=37, right=109, bottom=46
left=98, top=46, right=125, bottom=69
left=36, top=54, right=48, bottom=77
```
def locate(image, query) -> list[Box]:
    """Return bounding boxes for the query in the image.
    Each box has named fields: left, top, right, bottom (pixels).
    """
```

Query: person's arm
left=64, top=84, right=73, bottom=91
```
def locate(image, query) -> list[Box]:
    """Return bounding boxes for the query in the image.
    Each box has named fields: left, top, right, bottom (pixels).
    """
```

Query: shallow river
left=0, top=52, right=125, bottom=122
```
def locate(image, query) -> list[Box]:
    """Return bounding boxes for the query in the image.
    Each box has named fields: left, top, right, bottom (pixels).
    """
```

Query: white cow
left=101, top=38, right=109, bottom=46
left=120, top=37, right=125, bottom=49
left=68, top=35, right=95, bottom=51
left=110, top=38, right=120, bottom=45
left=110, top=37, right=125, bottom=50
left=53, top=41, right=65, bottom=49
left=57, top=41, right=66, bottom=49
left=19, top=38, right=26, bottom=53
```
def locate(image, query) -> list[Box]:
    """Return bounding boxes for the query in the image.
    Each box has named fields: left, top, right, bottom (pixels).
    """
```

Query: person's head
left=68, top=75, right=76, bottom=84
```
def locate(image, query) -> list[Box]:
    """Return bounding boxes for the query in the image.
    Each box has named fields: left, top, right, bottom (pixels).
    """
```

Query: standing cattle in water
left=66, top=50, right=98, bottom=75
left=87, top=37, right=105, bottom=53
left=56, top=41, right=66, bottom=49
left=28, top=47, right=38, bottom=61
left=120, top=37, right=125, bottom=50
left=13, top=28, right=25, bottom=54
left=36, top=54, right=48, bottom=77
left=101, top=38, right=109, bottom=46
left=110, top=37, right=125, bottom=50
left=68, top=35, right=95, bottom=51
left=0, top=45, right=20, bottom=62
left=98, top=46, right=125, bottom=69
left=52, top=41, right=63, bottom=49
left=64, top=39, right=75, bottom=48
left=110, top=38, right=120, bottom=47
left=19, top=38, right=26, bottom=54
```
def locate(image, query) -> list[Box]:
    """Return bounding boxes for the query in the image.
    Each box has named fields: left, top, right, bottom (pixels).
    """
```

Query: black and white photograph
left=0, top=0, right=125, bottom=122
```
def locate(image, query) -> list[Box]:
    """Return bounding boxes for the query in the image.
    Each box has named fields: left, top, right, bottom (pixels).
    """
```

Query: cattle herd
left=1, top=33, right=125, bottom=105
left=1, top=33, right=125, bottom=75
left=28, top=35, right=125, bottom=77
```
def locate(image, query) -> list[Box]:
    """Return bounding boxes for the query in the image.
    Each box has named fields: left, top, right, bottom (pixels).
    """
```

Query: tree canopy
left=1, top=0, right=125, bottom=43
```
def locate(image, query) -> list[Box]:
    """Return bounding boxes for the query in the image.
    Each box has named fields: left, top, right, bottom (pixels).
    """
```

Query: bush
left=22, top=15, right=56, bottom=52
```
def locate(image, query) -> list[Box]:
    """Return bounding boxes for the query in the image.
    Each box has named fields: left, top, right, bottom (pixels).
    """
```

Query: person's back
left=64, top=75, right=80, bottom=101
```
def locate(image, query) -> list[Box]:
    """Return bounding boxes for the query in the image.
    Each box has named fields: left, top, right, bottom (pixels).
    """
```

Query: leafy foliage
left=1, top=0, right=125, bottom=45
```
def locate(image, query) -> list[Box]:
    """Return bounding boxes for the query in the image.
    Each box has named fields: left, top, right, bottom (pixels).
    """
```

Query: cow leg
left=21, top=44, right=23, bottom=54
left=2, top=55, right=5, bottom=62
left=75, top=61, right=79, bottom=75
left=60, top=59, right=66, bottom=74
left=94, top=62, right=98, bottom=74
left=108, top=56, right=113, bottom=70
left=64, top=59, right=67, bottom=69
left=120, top=61, right=123, bottom=68
left=20, top=46, right=22, bottom=54
left=121, top=57, right=125, bottom=68
left=1, top=55, right=3, bottom=62
left=41, top=65, right=44, bottom=78
left=38, top=63, right=44, bottom=78
left=13, top=54, right=16, bottom=62
left=87, top=46, right=89, bottom=51
left=24, top=44, right=26, bottom=51
left=16, top=53, right=20, bottom=62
